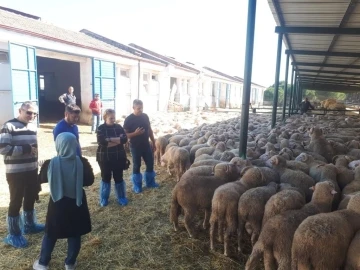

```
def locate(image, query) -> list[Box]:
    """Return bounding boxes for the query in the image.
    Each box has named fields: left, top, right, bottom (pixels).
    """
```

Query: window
left=151, top=74, right=158, bottom=81
left=120, top=69, right=129, bottom=77
left=0, top=51, right=9, bottom=64
left=39, top=75, right=45, bottom=90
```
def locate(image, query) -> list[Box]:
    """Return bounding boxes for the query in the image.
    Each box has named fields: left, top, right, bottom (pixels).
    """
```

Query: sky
left=0, top=0, right=288, bottom=87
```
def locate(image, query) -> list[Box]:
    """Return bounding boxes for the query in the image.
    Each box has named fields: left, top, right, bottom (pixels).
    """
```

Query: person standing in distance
left=53, top=104, right=82, bottom=156
left=89, top=93, right=102, bottom=134
left=59, top=86, right=76, bottom=106
left=0, top=101, right=44, bottom=248
left=123, top=99, right=159, bottom=193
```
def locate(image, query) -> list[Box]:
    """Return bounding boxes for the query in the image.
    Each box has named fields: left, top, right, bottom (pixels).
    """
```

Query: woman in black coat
left=97, top=108, right=128, bottom=207
left=33, top=132, right=94, bottom=270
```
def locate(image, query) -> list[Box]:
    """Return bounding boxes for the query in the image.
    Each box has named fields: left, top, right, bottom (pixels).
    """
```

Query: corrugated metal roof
left=267, top=0, right=360, bottom=92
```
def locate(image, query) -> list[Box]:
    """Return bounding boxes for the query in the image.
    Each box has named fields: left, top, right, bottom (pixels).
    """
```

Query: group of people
left=0, top=92, right=159, bottom=269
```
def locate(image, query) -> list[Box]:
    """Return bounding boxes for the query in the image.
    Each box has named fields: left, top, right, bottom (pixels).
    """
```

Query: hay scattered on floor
left=0, top=120, right=249, bottom=270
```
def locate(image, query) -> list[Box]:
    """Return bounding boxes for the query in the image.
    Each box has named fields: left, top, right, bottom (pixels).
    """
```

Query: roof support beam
left=286, top=50, right=360, bottom=58
left=297, top=69, right=360, bottom=76
left=282, top=53, right=290, bottom=122
left=239, top=0, right=257, bottom=159
left=275, top=26, right=360, bottom=35
left=292, top=62, right=360, bottom=70
left=299, top=75, right=360, bottom=82
left=300, top=80, right=356, bottom=87
left=300, top=78, right=360, bottom=86
left=272, top=33, right=283, bottom=128
left=302, top=83, right=360, bottom=92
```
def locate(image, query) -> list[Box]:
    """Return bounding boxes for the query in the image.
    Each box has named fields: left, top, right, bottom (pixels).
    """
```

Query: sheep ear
left=345, top=155, right=352, bottom=162
left=309, top=127, right=314, bottom=134
left=274, top=156, right=279, bottom=165
left=309, top=186, right=315, bottom=191
left=332, top=155, right=339, bottom=164
left=331, top=190, right=337, bottom=195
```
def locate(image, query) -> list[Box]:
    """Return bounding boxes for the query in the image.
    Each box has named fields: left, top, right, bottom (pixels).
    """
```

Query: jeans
left=130, top=143, right=154, bottom=174
left=6, top=169, right=39, bottom=217
left=91, top=113, right=101, bottom=132
left=39, top=233, right=81, bottom=266
left=98, top=159, right=125, bottom=183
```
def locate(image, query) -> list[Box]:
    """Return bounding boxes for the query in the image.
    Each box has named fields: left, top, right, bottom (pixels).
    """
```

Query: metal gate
left=92, top=59, right=116, bottom=112
left=8, top=42, right=38, bottom=122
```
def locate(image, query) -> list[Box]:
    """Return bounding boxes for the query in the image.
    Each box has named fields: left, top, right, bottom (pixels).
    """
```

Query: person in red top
left=89, top=93, right=102, bottom=134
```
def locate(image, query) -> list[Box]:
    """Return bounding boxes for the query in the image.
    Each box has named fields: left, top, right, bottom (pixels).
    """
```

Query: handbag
left=124, top=158, right=131, bottom=170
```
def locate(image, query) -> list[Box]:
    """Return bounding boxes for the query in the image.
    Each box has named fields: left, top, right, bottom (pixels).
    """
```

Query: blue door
left=8, top=43, right=38, bottom=121
left=93, top=59, right=116, bottom=112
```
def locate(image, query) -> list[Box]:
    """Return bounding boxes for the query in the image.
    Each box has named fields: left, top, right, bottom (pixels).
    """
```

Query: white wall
left=0, top=42, right=13, bottom=124
left=79, top=58, right=93, bottom=124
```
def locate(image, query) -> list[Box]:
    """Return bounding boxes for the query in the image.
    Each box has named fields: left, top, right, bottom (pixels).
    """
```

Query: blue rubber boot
left=131, top=173, right=143, bottom=194
left=22, top=209, right=45, bottom=234
left=3, top=216, right=28, bottom=248
left=114, top=181, right=129, bottom=206
left=144, top=171, right=159, bottom=188
left=100, top=181, right=111, bottom=207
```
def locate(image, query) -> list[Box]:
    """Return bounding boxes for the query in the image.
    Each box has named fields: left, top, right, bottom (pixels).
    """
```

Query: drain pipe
left=138, top=60, right=140, bottom=99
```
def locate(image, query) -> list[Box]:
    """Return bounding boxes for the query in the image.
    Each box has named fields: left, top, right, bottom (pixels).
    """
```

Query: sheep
left=267, top=155, right=315, bottom=201
left=193, top=154, right=213, bottom=163
left=219, top=151, right=236, bottom=162
left=154, top=136, right=168, bottom=166
left=246, top=181, right=336, bottom=270
left=345, top=230, right=360, bottom=270
left=189, top=144, right=208, bottom=163
left=333, top=155, right=355, bottom=190
left=306, top=126, right=335, bottom=162
left=262, top=186, right=306, bottom=228
left=190, top=159, right=223, bottom=168
left=209, top=180, right=248, bottom=256
left=291, top=192, right=360, bottom=270
left=342, top=165, right=360, bottom=195
left=239, top=166, right=280, bottom=189
left=194, top=146, right=215, bottom=159
left=295, top=152, right=326, bottom=171
left=169, top=135, right=187, bottom=145
left=237, top=182, right=278, bottom=253
left=170, top=163, right=242, bottom=238
left=286, top=160, right=309, bottom=174
left=160, top=146, right=190, bottom=181
left=179, top=137, right=192, bottom=147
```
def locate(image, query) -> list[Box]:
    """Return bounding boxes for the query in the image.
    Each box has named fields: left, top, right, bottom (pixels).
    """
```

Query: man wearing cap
left=53, top=104, right=82, bottom=156
left=89, top=93, right=102, bottom=134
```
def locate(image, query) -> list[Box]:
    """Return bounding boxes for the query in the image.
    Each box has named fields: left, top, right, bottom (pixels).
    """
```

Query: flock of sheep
left=154, top=112, right=360, bottom=270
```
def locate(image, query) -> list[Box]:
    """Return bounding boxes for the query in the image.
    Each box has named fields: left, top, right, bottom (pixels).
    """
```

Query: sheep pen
left=0, top=112, right=245, bottom=270
left=3, top=109, right=360, bottom=270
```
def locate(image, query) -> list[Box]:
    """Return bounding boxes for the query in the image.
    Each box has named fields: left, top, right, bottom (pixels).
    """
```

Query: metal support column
left=288, top=66, right=295, bottom=116
left=292, top=74, right=298, bottom=113
left=282, top=53, right=290, bottom=121
left=239, top=0, right=257, bottom=159
left=271, top=33, right=283, bottom=128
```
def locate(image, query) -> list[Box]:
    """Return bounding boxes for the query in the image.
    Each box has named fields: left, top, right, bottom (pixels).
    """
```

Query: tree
left=263, top=81, right=291, bottom=104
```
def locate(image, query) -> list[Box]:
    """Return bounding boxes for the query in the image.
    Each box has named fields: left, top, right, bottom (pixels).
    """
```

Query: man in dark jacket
left=300, top=97, right=314, bottom=115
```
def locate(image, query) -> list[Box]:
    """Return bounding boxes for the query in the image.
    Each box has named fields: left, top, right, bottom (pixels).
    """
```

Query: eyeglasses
left=25, top=111, right=38, bottom=116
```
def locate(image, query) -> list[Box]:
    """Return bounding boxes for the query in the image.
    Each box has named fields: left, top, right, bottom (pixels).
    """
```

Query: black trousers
left=98, top=159, right=125, bottom=184
left=6, top=169, right=39, bottom=217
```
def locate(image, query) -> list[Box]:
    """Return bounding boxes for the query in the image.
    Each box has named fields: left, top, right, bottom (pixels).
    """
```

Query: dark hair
left=65, top=104, right=81, bottom=113
left=133, top=99, right=143, bottom=106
